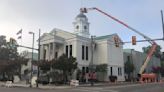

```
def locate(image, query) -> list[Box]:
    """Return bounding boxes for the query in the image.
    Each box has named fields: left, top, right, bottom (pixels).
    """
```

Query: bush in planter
left=109, top=75, right=117, bottom=82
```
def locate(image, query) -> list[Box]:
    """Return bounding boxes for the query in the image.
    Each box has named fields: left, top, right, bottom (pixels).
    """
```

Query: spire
left=73, top=12, right=90, bottom=38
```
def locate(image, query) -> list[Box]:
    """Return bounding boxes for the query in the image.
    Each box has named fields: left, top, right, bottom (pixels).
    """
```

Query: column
left=68, top=44, right=70, bottom=57
left=45, top=44, right=49, bottom=60
left=53, top=43, right=56, bottom=59
left=40, top=45, right=44, bottom=60
left=48, top=44, right=51, bottom=60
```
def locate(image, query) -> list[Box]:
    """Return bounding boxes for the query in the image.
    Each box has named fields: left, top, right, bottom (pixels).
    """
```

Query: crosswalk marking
left=104, top=82, right=162, bottom=89
left=70, top=82, right=163, bottom=92
left=102, top=89, right=119, bottom=92
left=105, top=84, right=141, bottom=89
left=72, top=87, right=118, bottom=92
left=72, top=89, right=99, bottom=92
left=78, top=87, right=103, bottom=90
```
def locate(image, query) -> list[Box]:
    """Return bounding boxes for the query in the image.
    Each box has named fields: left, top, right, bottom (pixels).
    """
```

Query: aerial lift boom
left=80, top=7, right=157, bottom=75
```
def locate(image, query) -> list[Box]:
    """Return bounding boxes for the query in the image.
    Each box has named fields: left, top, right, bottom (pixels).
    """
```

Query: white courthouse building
left=39, top=12, right=125, bottom=81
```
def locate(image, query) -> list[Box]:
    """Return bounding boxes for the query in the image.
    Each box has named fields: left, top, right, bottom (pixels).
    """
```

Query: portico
left=40, top=33, right=64, bottom=61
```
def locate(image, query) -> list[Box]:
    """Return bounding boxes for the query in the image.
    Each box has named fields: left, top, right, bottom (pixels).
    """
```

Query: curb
left=38, top=86, right=72, bottom=89
left=78, top=82, right=140, bottom=87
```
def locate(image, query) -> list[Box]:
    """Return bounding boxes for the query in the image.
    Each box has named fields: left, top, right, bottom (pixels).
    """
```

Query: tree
left=38, top=60, right=51, bottom=71
left=142, top=45, right=162, bottom=58
left=142, top=45, right=164, bottom=76
left=124, top=60, right=135, bottom=81
left=152, top=66, right=161, bottom=74
left=95, top=64, right=108, bottom=81
left=0, top=36, right=18, bottom=61
left=52, top=54, right=77, bottom=83
left=0, top=35, right=28, bottom=81
left=37, top=55, right=77, bottom=84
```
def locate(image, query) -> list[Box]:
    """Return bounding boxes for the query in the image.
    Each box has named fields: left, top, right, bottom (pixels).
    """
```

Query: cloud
left=0, top=0, right=164, bottom=52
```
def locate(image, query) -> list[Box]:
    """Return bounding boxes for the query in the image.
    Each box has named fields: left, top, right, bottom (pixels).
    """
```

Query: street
left=0, top=83, right=164, bottom=92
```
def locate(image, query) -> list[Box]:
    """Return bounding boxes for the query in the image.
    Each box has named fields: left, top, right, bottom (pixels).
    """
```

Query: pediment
left=40, top=33, right=53, bottom=42
left=39, top=33, right=64, bottom=44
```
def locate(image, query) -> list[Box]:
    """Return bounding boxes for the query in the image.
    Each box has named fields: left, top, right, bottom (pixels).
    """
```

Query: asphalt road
left=0, top=83, right=164, bottom=92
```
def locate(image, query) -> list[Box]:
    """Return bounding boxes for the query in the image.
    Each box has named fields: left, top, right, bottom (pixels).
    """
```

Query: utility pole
left=130, top=49, right=134, bottom=81
left=36, top=29, right=41, bottom=87
left=161, top=10, right=164, bottom=40
left=29, top=32, right=35, bottom=87
left=90, top=35, right=95, bottom=86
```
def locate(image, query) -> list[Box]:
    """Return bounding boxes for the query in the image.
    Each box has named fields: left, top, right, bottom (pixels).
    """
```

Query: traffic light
left=113, top=36, right=119, bottom=47
left=132, top=36, right=136, bottom=45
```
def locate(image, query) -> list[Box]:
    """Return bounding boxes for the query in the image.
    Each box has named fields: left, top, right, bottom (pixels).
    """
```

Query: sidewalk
left=0, top=81, right=71, bottom=89
left=78, top=81, right=140, bottom=87
left=0, top=81, right=30, bottom=88
left=37, top=81, right=140, bottom=89
left=0, top=81, right=140, bottom=89
left=38, top=84, right=71, bottom=89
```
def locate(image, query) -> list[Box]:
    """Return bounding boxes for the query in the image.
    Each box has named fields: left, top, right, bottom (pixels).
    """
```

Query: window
left=84, top=26, right=87, bottom=29
left=127, top=56, right=130, bottom=61
left=118, top=67, right=122, bottom=76
left=86, top=67, right=89, bottom=73
left=66, top=45, right=68, bottom=57
left=70, top=45, right=72, bottom=56
left=82, top=67, right=85, bottom=75
left=82, top=45, right=85, bottom=60
left=110, top=67, right=113, bottom=76
left=76, top=25, right=79, bottom=29
left=55, top=52, right=58, bottom=58
left=86, top=46, right=88, bottom=60
left=43, top=49, right=46, bottom=60
left=118, top=68, right=120, bottom=75
left=120, top=68, right=122, bottom=75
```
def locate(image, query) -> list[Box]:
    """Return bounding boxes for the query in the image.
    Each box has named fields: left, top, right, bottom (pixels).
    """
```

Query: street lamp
left=90, top=36, right=96, bottom=71
left=90, top=35, right=96, bottom=86
left=29, top=31, right=35, bottom=87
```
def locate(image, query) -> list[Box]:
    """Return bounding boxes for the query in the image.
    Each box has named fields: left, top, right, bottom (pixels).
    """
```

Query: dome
left=76, top=12, right=87, bottom=19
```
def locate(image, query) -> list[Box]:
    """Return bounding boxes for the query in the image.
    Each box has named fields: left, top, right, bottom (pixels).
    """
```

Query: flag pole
left=20, top=29, right=23, bottom=53
left=161, top=10, right=164, bottom=40
left=16, top=29, right=23, bottom=53
left=21, top=29, right=23, bottom=47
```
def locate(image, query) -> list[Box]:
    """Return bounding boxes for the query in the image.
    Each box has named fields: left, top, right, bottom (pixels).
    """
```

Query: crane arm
left=139, top=43, right=157, bottom=74
left=81, top=7, right=155, bottom=44
left=80, top=7, right=157, bottom=74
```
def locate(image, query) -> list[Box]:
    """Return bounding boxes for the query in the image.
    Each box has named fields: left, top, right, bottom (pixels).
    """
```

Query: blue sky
left=0, top=0, right=164, bottom=52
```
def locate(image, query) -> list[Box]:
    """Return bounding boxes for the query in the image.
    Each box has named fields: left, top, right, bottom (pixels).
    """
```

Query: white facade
left=39, top=12, right=125, bottom=81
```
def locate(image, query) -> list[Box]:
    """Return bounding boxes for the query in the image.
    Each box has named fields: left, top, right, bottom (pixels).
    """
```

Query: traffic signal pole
left=16, top=45, right=38, bottom=50
left=36, top=29, right=41, bottom=87
left=161, top=10, right=164, bottom=40
left=123, top=38, right=163, bottom=44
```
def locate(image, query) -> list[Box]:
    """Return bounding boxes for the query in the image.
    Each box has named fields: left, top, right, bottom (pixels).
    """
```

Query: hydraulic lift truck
left=80, top=7, right=158, bottom=83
